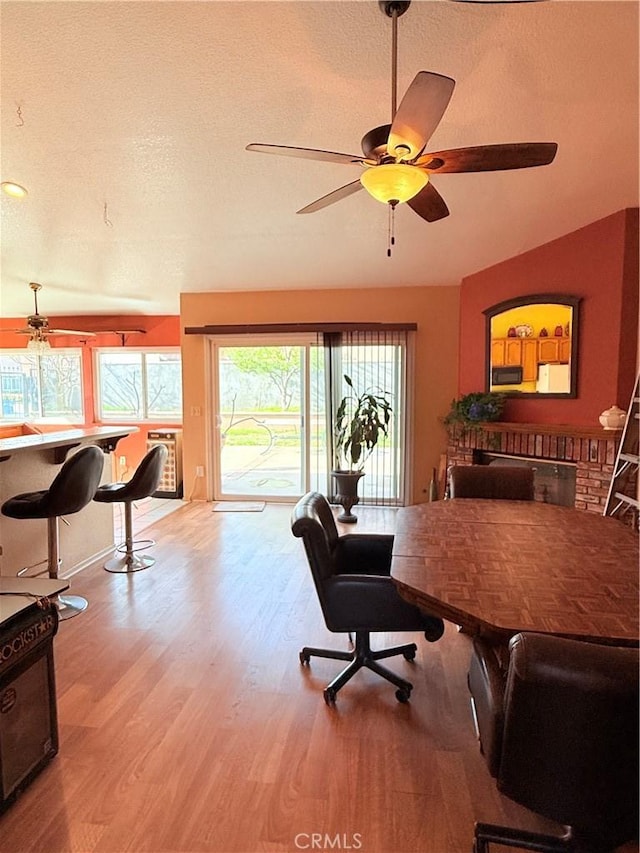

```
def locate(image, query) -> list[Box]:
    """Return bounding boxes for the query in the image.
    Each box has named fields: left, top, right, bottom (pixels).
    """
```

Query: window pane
left=0, top=353, right=41, bottom=419
left=95, top=350, right=182, bottom=421
left=145, top=353, right=182, bottom=418
left=0, top=350, right=83, bottom=422
left=217, top=345, right=304, bottom=497
left=98, top=352, right=143, bottom=419
left=39, top=352, right=83, bottom=419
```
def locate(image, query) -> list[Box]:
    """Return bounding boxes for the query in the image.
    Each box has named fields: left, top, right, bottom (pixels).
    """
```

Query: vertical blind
left=324, top=329, right=408, bottom=506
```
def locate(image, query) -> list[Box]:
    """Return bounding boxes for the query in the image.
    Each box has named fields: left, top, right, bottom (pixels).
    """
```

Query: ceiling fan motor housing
left=361, top=124, right=393, bottom=160
left=379, top=1, right=411, bottom=17
left=27, top=314, right=48, bottom=330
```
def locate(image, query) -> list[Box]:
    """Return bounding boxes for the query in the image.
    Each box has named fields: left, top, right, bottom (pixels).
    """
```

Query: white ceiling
left=1, top=0, right=638, bottom=318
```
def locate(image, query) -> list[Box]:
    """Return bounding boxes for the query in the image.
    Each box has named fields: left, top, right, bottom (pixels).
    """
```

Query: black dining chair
left=468, top=632, right=639, bottom=853
left=449, top=464, right=534, bottom=501
left=291, top=491, right=445, bottom=704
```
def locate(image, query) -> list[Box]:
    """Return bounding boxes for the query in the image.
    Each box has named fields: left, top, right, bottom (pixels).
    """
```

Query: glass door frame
left=209, top=333, right=325, bottom=503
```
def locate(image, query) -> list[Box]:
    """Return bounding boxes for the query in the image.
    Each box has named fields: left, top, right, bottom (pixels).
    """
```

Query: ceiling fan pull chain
left=387, top=203, right=396, bottom=257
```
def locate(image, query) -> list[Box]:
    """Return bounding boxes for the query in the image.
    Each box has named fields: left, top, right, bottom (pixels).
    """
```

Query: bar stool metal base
left=104, top=553, right=156, bottom=573
left=55, top=593, right=89, bottom=620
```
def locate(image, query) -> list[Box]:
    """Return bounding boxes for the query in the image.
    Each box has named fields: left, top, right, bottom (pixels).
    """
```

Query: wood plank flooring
left=0, top=502, right=629, bottom=853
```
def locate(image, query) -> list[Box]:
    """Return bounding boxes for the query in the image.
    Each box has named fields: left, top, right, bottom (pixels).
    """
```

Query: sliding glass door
left=210, top=330, right=409, bottom=504
left=213, top=336, right=326, bottom=501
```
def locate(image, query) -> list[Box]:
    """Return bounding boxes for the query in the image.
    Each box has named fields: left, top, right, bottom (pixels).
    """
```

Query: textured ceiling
left=0, top=0, right=638, bottom=318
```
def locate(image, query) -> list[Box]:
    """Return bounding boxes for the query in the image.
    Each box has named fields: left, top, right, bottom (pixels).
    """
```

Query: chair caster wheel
left=403, top=646, right=417, bottom=661
left=299, top=650, right=310, bottom=665
left=395, top=688, right=411, bottom=703
left=324, top=688, right=337, bottom=705
left=424, top=620, right=445, bottom=642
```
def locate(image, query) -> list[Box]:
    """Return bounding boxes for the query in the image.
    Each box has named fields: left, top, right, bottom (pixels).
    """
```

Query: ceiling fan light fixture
left=360, top=164, right=428, bottom=205
left=27, top=335, right=51, bottom=353
left=1, top=181, right=28, bottom=199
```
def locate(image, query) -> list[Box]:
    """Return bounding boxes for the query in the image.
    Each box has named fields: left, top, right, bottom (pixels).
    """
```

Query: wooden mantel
left=470, top=421, right=622, bottom=440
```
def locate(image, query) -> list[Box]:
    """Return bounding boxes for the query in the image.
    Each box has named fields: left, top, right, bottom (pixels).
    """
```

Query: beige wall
left=180, top=286, right=460, bottom=504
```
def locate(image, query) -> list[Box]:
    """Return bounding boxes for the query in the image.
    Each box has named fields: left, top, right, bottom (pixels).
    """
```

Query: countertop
left=0, top=425, right=137, bottom=461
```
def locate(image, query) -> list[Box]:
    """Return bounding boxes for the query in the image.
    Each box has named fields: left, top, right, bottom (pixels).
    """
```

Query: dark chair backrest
left=48, top=445, right=105, bottom=516
left=449, top=465, right=534, bottom=500
left=117, top=444, right=168, bottom=502
left=291, top=491, right=339, bottom=584
left=498, top=633, right=639, bottom=849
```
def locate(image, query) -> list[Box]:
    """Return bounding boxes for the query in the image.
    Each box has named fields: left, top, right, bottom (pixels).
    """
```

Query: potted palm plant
left=332, top=374, right=393, bottom=523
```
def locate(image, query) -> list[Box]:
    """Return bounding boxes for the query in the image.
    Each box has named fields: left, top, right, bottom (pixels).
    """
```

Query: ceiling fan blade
left=47, top=328, right=97, bottom=336
left=416, top=142, right=558, bottom=173
left=297, top=180, right=364, bottom=214
left=387, top=72, right=456, bottom=161
left=407, top=182, right=450, bottom=222
left=14, top=327, right=96, bottom=336
left=246, top=143, right=363, bottom=165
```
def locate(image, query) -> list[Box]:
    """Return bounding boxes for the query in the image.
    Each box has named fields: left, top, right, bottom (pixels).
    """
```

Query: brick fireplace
left=446, top=422, right=622, bottom=513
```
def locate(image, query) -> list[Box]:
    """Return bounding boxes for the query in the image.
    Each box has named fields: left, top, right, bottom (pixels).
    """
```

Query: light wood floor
left=0, top=502, right=628, bottom=853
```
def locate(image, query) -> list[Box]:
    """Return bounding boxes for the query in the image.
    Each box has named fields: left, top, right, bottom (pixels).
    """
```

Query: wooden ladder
left=603, top=375, right=639, bottom=525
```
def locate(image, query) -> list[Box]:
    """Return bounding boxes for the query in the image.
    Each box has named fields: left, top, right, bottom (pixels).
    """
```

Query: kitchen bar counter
left=0, top=425, right=134, bottom=463
left=0, top=426, right=137, bottom=578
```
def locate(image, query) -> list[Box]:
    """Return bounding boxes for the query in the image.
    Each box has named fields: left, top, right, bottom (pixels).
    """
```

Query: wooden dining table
left=391, top=499, right=639, bottom=648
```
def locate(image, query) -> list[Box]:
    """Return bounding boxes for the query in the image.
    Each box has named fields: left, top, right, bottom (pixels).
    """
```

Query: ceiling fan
left=246, top=0, right=557, bottom=251
left=13, top=282, right=97, bottom=350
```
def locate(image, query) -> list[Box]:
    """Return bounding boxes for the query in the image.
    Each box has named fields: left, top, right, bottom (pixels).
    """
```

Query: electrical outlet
left=196, top=465, right=204, bottom=477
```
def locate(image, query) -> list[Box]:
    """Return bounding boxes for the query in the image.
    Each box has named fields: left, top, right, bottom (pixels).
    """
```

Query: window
left=95, top=349, right=182, bottom=421
left=0, top=349, right=84, bottom=422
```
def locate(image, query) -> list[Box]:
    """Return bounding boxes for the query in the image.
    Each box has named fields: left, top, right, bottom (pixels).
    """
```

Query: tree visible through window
left=95, top=350, right=182, bottom=421
left=0, top=350, right=83, bottom=421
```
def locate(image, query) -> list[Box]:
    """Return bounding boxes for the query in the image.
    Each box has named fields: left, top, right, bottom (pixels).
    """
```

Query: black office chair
left=291, top=491, right=445, bottom=704
left=468, top=633, right=639, bottom=853
left=1, top=445, right=105, bottom=619
left=93, top=444, right=168, bottom=573
left=449, top=465, right=534, bottom=501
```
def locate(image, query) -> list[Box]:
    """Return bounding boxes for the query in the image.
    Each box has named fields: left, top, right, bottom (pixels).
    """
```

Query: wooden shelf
left=473, top=422, right=622, bottom=440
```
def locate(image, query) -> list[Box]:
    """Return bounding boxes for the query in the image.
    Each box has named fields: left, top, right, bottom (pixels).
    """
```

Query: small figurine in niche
left=507, top=327, right=516, bottom=337
left=539, top=327, right=548, bottom=337
left=554, top=325, right=563, bottom=337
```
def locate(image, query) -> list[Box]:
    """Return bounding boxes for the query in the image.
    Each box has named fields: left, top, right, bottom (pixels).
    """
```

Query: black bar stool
left=93, top=444, right=168, bottom=573
left=1, top=445, right=105, bottom=619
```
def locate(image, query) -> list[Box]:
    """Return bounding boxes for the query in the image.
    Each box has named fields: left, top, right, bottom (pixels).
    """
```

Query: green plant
left=334, top=375, right=393, bottom=471
left=443, top=391, right=506, bottom=432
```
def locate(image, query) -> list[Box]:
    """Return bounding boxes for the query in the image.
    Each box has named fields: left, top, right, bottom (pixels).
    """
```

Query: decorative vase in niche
left=599, top=405, right=626, bottom=430
left=539, top=327, right=548, bottom=337
left=332, top=470, right=365, bottom=523
left=554, top=325, right=564, bottom=337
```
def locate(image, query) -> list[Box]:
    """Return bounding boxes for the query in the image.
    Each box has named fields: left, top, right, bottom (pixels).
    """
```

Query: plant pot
left=331, top=470, right=365, bottom=524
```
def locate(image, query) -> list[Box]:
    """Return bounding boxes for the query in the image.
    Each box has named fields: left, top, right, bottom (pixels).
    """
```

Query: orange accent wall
left=0, top=315, right=181, bottom=471
left=180, top=286, right=460, bottom=504
left=459, top=208, right=639, bottom=425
